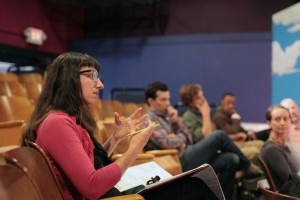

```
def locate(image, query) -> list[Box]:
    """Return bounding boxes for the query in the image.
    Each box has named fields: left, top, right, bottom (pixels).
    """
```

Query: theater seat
left=259, top=183, right=299, bottom=200
left=0, top=120, right=25, bottom=147
left=0, top=156, right=43, bottom=200
left=0, top=96, right=34, bottom=122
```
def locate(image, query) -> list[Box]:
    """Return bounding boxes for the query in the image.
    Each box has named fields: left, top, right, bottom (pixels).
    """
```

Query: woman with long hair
left=21, top=52, right=155, bottom=199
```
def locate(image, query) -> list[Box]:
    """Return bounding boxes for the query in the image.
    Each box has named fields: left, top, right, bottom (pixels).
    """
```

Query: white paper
left=115, top=161, right=172, bottom=192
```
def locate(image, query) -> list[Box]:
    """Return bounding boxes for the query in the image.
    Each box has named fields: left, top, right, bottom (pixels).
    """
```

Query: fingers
left=128, top=120, right=157, bottom=138
left=140, top=120, right=156, bottom=136
left=114, top=112, right=122, bottom=126
left=133, top=115, right=149, bottom=128
left=167, top=106, right=178, bottom=122
left=128, top=107, right=142, bottom=120
left=167, top=106, right=177, bottom=116
left=128, top=120, right=135, bottom=133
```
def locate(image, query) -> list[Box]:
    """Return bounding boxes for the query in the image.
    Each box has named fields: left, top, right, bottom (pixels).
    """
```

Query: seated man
left=280, top=98, right=300, bottom=166
left=144, top=81, right=261, bottom=200
left=212, top=92, right=264, bottom=164
left=179, top=84, right=212, bottom=143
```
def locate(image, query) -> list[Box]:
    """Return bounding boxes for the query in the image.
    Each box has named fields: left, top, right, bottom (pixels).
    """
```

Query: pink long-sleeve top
left=36, top=112, right=122, bottom=200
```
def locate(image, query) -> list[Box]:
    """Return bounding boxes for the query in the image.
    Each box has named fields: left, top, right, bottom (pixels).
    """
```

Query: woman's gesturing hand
left=127, top=120, right=156, bottom=152
left=112, top=107, right=149, bottom=141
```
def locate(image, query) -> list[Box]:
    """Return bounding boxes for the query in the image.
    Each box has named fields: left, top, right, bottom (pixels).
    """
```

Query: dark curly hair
left=145, top=81, right=168, bottom=105
left=179, top=84, right=202, bottom=106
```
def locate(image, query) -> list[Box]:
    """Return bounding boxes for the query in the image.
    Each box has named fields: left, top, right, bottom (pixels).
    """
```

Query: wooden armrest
left=0, top=145, right=19, bottom=153
left=112, top=153, right=154, bottom=161
left=100, top=194, right=144, bottom=200
left=112, top=153, right=154, bottom=166
left=0, top=120, right=25, bottom=128
left=145, top=149, right=179, bottom=156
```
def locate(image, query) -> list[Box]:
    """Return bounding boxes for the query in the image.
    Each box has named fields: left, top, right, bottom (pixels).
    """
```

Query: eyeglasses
left=79, top=69, right=101, bottom=84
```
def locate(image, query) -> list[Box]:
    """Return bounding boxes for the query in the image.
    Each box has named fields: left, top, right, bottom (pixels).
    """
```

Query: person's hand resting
left=196, top=98, right=211, bottom=118
left=167, top=106, right=179, bottom=123
left=233, top=132, right=247, bottom=142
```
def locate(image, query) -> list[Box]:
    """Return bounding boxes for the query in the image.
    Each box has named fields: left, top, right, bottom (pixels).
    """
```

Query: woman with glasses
left=21, top=52, right=221, bottom=200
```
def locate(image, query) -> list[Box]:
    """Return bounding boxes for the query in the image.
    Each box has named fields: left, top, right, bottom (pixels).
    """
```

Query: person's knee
left=213, top=130, right=228, bottom=139
left=253, top=140, right=264, bottom=148
left=241, top=148, right=259, bottom=161
left=222, top=153, right=240, bottom=170
left=245, top=140, right=264, bottom=149
left=229, top=154, right=240, bottom=168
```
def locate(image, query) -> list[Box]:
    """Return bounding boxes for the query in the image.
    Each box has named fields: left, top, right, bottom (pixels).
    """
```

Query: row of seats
left=89, top=98, right=149, bottom=122
left=0, top=72, right=43, bottom=104
left=0, top=72, right=149, bottom=122
left=0, top=94, right=148, bottom=123
left=0, top=72, right=43, bottom=83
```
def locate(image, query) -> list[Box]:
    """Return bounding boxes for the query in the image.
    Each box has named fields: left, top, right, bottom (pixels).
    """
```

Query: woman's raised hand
left=127, top=120, right=156, bottom=153
left=114, top=120, right=156, bottom=173
left=112, top=107, right=149, bottom=141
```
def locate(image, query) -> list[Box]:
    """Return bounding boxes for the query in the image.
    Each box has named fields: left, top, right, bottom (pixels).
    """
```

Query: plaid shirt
left=145, top=109, right=193, bottom=156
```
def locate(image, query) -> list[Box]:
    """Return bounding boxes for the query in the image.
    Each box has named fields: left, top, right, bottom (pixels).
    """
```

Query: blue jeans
left=179, top=130, right=250, bottom=200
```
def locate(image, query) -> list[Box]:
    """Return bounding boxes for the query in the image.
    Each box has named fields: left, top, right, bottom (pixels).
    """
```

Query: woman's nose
left=96, top=78, right=104, bottom=89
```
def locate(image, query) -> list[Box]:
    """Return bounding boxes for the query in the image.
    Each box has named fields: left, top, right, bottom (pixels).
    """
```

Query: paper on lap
left=115, top=161, right=172, bottom=192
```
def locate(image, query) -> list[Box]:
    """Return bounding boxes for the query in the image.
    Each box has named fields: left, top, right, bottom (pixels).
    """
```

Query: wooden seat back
left=0, top=95, right=34, bottom=122
left=0, top=156, right=43, bottom=200
left=123, top=102, right=142, bottom=118
left=138, top=103, right=149, bottom=116
left=0, top=73, right=19, bottom=82
left=259, top=183, right=300, bottom=200
left=102, top=100, right=126, bottom=118
left=5, top=141, right=65, bottom=200
left=0, top=120, right=25, bottom=146
left=0, top=81, right=28, bottom=97
left=258, top=156, right=278, bottom=192
left=18, top=73, right=44, bottom=85
left=89, top=98, right=107, bottom=121
left=23, top=82, right=43, bottom=103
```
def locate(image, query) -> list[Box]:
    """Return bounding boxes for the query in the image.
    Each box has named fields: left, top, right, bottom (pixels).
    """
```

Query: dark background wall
left=164, top=0, right=295, bottom=34
left=70, top=32, right=271, bottom=122
left=0, top=0, right=297, bottom=122
left=85, top=0, right=296, bottom=37
left=0, top=0, right=294, bottom=52
left=0, top=0, right=84, bottom=54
